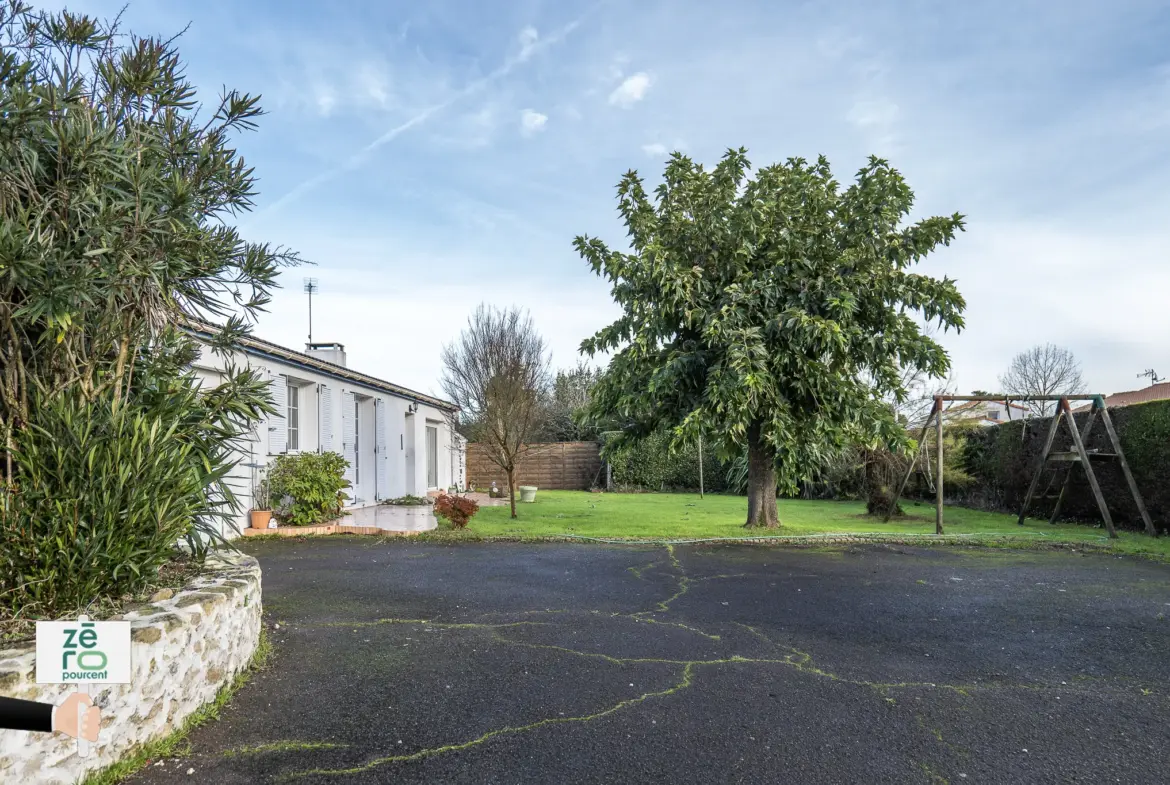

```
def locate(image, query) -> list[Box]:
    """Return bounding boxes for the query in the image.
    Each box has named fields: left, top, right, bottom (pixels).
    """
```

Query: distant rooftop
left=1072, top=382, right=1170, bottom=413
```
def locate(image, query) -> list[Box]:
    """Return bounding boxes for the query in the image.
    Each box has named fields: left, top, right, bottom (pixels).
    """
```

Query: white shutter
left=375, top=399, right=390, bottom=500
left=341, top=390, right=356, bottom=490
left=268, top=373, right=287, bottom=455
left=319, top=384, right=334, bottom=452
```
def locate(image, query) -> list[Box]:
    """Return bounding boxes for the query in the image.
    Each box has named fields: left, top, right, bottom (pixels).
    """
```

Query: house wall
left=942, top=400, right=1030, bottom=427
left=191, top=343, right=459, bottom=537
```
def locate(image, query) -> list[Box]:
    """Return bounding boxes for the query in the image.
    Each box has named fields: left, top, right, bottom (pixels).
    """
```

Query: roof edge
left=185, top=322, right=458, bottom=412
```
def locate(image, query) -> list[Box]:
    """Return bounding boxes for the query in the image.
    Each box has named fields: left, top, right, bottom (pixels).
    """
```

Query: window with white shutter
left=341, top=390, right=356, bottom=492
left=319, top=384, right=334, bottom=452
left=287, top=383, right=299, bottom=451
left=268, top=374, right=287, bottom=455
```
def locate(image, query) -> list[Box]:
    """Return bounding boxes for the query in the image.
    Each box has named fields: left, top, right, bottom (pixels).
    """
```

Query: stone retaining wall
left=0, top=550, right=262, bottom=784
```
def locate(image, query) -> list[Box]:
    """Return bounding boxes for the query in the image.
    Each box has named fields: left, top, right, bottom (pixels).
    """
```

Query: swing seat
left=1048, top=451, right=1117, bottom=462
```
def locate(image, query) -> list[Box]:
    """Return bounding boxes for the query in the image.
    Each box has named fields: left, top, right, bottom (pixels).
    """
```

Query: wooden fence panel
left=466, top=442, right=602, bottom=491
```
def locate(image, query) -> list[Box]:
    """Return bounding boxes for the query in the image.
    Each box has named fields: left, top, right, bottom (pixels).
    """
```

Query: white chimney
left=306, top=342, right=346, bottom=367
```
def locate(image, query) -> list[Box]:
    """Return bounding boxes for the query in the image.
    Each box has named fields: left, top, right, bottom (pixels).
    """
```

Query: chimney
left=306, top=341, right=346, bottom=367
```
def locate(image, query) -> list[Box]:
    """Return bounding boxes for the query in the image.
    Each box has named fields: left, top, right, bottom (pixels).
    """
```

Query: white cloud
left=518, top=26, right=539, bottom=61
left=641, top=142, right=667, bottom=156
left=520, top=109, right=548, bottom=136
left=608, top=72, right=652, bottom=107
left=311, top=81, right=337, bottom=117
left=355, top=62, right=390, bottom=108
left=847, top=98, right=899, bottom=129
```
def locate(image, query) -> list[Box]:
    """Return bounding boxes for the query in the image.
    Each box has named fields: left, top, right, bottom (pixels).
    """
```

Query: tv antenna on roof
left=1138, top=368, right=1164, bottom=385
left=304, top=278, right=319, bottom=344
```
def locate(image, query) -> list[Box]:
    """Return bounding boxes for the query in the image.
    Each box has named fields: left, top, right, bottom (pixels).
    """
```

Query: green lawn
left=445, top=490, right=1170, bottom=558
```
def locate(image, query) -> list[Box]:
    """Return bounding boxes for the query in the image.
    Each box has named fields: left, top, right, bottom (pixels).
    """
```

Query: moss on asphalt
left=81, top=628, right=273, bottom=785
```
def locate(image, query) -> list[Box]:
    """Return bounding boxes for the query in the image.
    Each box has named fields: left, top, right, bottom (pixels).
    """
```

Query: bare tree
left=999, top=343, right=1087, bottom=417
left=441, top=305, right=551, bottom=518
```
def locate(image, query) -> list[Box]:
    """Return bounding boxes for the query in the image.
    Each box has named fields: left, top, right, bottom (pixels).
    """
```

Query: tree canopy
left=441, top=304, right=550, bottom=518
left=0, top=1, right=295, bottom=440
left=537, top=362, right=608, bottom=442
left=0, top=1, right=294, bottom=613
left=575, top=149, right=966, bottom=526
left=999, top=343, right=1086, bottom=417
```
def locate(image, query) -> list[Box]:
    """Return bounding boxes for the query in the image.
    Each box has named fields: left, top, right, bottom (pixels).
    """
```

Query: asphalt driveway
left=129, top=539, right=1170, bottom=784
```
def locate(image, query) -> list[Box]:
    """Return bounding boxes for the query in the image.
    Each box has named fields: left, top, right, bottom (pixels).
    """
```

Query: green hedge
left=605, top=431, right=732, bottom=493
left=963, top=400, right=1170, bottom=532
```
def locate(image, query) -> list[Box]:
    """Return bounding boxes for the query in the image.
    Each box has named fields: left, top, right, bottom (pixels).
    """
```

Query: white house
left=940, top=399, right=1030, bottom=427
left=189, top=326, right=464, bottom=537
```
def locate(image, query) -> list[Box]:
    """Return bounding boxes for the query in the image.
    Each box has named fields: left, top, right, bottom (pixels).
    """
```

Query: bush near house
left=0, top=387, right=253, bottom=616
left=433, top=493, right=480, bottom=529
left=267, top=453, right=350, bottom=526
left=0, top=4, right=290, bottom=622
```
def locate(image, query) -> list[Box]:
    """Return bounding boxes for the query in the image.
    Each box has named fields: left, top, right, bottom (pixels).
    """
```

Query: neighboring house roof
left=187, top=323, right=458, bottom=413
left=1071, top=382, right=1170, bottom=414
left=945, top=399, right=1030, bottom=413
left=911, top=399, right=1028, bottom=429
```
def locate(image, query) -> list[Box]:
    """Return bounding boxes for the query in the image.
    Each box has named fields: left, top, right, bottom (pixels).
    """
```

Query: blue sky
left=66, top=0, right=1170, bottom=398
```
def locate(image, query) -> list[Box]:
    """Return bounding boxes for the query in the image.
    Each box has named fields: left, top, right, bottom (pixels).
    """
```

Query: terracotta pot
left=250, top=509, right=274, bottom=529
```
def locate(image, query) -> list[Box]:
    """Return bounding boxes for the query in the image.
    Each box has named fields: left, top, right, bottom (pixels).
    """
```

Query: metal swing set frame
left=884, top=394, right=1155, bottom=539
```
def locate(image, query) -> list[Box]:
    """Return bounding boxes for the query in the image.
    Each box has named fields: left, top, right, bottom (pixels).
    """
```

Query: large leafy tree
left=575, top=149, right=966, bottom=527
left=0, top=1, right=295, bottom=613
left=0, top=1, right=294, bottom=467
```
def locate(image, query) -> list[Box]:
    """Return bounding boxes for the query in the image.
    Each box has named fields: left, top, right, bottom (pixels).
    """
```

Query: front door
left=353, top=397, right=360, bottom=488
left=426, top=425, right=438, bottom=489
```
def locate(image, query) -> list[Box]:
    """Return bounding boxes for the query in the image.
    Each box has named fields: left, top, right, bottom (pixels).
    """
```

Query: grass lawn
left=442, top=490, right=1170, bottom=558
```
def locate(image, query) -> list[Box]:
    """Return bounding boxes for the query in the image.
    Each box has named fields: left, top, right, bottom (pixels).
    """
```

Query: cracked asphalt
left=128, top=540, right=1170, bottom=784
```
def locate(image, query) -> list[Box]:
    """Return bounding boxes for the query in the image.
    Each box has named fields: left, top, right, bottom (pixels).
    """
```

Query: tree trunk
left=743, top=421, right=780, bottom=528
left=507, top=466, right=517, bottom=519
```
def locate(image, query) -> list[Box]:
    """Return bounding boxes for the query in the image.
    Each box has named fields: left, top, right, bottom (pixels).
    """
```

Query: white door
left=341, top=390, right=356, bottom=498
left=375, top=399, right=390, bottom=500
left=404, top=413, right=416, bottom=494
left=353, top=397, right=361, bottom=493
left=426, top=425, right=438, bottom=489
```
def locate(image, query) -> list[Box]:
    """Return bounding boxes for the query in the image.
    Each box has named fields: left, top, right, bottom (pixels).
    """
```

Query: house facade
left=940, top=399, right=1030, bottom=427
left=189, top=328, right=464, bottom=538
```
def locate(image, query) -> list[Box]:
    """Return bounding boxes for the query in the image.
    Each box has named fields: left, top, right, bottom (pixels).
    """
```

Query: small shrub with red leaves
left=433, top=493, right=480, bottom=529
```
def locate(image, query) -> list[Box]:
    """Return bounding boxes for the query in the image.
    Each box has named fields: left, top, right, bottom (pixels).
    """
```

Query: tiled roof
left=186, top=323, right=458, bottom=412
left=1071, top=382, right=1170, bottom=413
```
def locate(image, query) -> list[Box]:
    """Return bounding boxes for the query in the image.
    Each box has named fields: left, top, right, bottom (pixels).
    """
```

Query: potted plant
left=250, top=478, right=274, bottom=529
